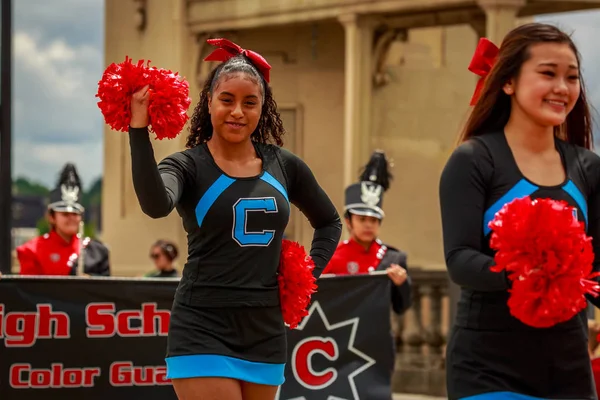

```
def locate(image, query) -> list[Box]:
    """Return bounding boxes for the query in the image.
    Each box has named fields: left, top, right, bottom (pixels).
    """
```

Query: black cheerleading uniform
left=439, top=130, right=600, bottom=400
left=128, top=127, right=342, bottom=385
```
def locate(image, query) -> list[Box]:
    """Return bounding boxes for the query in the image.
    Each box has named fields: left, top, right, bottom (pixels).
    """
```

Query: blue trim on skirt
left=462, top=392, right=557, bottom=399
left=166, top=354, right=286, bottom=386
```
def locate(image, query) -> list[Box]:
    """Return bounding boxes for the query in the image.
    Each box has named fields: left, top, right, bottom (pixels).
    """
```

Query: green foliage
left=13, top=177, right=51, bottom=196
left=84, top=221, right=97, bottom=239
left=81, top=177, right=103, bottom=208
left=36, top=217, right=50, bottom=235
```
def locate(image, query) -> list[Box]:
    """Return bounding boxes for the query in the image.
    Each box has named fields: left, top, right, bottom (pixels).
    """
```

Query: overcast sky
left=9, top=1, right=600, bottom=189
left=12, top=0, right=104, bottom=190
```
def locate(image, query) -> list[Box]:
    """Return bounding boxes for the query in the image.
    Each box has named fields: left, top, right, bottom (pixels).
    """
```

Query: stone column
left=103, top=0, right=194, bottom=275
left=477, top=0, right=525, bottom=43
left=338, top=14, right=375, bottom=189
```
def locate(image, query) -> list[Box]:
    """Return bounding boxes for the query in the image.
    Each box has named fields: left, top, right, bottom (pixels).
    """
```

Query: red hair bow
left=204, top=38, right=272, bottom=83
left=468, top=37, right=499, bottom=106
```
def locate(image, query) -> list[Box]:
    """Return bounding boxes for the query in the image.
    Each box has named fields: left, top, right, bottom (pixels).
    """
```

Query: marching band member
left=126, top=38, right=341, bottom=399
left=16, top=163, right=111, bottom=277
left=323, top=150, right=411, bottom=315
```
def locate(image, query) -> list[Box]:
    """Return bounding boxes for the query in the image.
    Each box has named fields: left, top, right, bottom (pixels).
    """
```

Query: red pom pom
left=146, top=66, right=192, bottom=140
left=489, top=196, right=600, bottom=328
left=96, top=57, right=150, bottom=133
left=278, top=239, right=318, bottom=329
left=96, top=56, right=191, bottom=140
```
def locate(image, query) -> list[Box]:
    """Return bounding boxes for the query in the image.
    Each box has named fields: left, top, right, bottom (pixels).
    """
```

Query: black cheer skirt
left=446, top=325, right=596, bottom=400
left=165, top=298, right=287, bottom=386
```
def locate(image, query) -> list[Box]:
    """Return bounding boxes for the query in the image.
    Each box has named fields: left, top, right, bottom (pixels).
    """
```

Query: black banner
left=0, top=274, right=394, bottom=400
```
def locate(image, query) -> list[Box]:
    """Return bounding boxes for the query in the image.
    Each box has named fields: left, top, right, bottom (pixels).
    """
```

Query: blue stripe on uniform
left=462, top=392, right=553, bottom=399
left=562, top=180, right=588, bottom=226
left=165, top=354, right=285, bottom=385
left=195, top=175, right=236, bottom=227
left=483, top=179, right=538, bottom=236
left=260, top=172, right=289, bottom=203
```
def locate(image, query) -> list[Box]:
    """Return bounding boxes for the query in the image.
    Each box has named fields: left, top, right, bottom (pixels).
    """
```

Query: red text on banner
left=109, top=361, right=171, bottom=386
left=9, top=363, right=101, bottom=389
left=86, top=302, right=170, bottom=338
left=0, top=304, right=70, bottom=347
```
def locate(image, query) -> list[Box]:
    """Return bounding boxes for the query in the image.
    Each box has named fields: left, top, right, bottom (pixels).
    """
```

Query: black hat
left=47, top=163, right=85, bottom=214
left=344, top=150, right=393, bottom=220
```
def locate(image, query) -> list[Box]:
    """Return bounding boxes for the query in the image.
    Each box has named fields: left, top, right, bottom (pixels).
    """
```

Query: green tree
left=84, top=221, right=97, bottom=239
left=36, top=217, right=50, bottom=235
left=80, top=177, right=102, bottom=209
left=13, top=177, right=50, bottom=196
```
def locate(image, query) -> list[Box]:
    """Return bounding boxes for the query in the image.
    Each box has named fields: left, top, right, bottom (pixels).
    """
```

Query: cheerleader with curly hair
left=127, top=39, right=342, bottom=400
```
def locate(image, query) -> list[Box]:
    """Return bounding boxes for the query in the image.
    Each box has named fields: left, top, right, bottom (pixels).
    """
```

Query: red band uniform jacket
left=323, top=238, right=412, bottom=315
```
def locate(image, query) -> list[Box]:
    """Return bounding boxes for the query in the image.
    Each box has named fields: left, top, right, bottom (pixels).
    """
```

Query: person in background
left=16, top=163, right=111, bottom=276
left=323, top=150, right=411, bottom=316
left=144, top=239, right=180, bottom=278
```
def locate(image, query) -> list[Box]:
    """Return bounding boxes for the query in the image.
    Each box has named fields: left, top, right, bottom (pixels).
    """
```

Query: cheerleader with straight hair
left=440, top=23, right=600, bottom=399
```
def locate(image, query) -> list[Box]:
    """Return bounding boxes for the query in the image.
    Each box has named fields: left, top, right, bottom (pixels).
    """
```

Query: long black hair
left=460, top=23, right=593, bottom=149
left=186, top=55, right=285, bottom=148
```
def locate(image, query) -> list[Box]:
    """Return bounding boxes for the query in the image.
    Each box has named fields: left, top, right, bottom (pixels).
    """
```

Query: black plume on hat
left=358, top=150, right=392, bottom=192
left=57, top=163, right=82, bottom=189
left=344, top=150, right=393, bottom=220
left=48, top=163, right=84, bottom=214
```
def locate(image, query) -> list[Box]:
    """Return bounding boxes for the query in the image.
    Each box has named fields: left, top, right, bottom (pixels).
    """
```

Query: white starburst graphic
left=276, top=301, right=376, bottom=400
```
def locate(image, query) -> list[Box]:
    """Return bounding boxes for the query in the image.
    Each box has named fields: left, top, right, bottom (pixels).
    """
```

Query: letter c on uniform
left=291, top=337, right=339, bottom=390
left=232, top=197, right=278, bottom=246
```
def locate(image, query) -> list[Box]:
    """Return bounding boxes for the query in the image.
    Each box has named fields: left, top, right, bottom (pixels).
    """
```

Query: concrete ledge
left=393, top=394, right=446, bottom=400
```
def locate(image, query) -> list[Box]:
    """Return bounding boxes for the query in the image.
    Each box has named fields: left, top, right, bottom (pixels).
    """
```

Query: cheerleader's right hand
left=130, top=84, right=150, bottom=128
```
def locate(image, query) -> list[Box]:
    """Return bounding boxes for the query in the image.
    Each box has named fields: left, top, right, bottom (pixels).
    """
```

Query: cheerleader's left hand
left=386, top=264, right=408, bottom=286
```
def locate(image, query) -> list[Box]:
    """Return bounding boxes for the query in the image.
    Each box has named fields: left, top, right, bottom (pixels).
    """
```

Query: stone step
left=393, top=394, right=446, bottom=400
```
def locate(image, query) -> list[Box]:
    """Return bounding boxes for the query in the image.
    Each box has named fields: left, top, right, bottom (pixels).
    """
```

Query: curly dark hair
left=186, top=55, right=285, bottom=148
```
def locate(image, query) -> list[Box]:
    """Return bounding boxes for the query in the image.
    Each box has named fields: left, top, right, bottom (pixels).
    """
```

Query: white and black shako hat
left=47, top=163, right=85, bottom=215
left=344, top=150, right=393, bottom=220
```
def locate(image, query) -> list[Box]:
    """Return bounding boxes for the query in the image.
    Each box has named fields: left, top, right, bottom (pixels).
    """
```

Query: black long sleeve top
left=439, top=130, right=600, bottom=330
left=128, top=127, right=342, bottom=307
